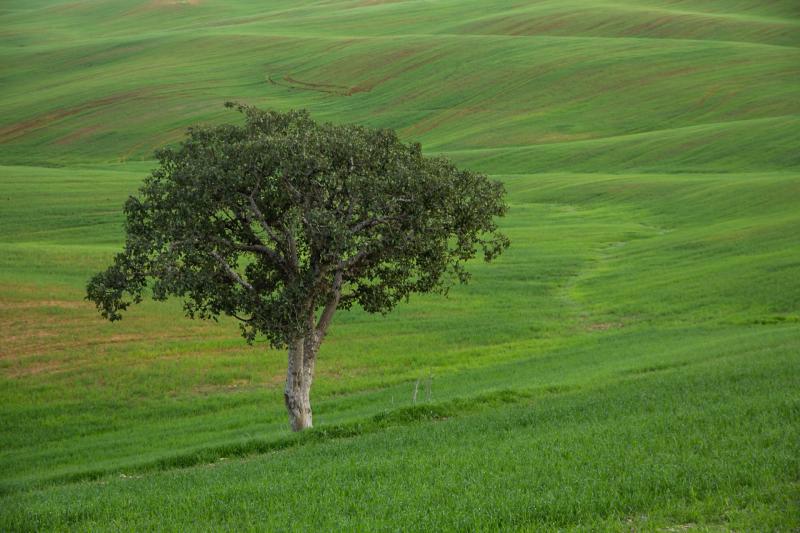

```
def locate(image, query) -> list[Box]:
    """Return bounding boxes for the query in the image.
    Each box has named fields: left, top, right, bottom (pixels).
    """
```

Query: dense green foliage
left=88, top=104, right=507, bottom=346
left=0, top=0, right=798, bottom=530
left=86, top=103, right=507, bottom=431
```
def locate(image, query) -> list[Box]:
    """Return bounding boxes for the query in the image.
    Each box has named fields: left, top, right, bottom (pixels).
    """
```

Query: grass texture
left=0, top=0, right=798, bottom=530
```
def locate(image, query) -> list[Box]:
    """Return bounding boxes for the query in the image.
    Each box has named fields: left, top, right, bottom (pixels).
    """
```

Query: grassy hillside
left=1, top=0, right=798, bottom=530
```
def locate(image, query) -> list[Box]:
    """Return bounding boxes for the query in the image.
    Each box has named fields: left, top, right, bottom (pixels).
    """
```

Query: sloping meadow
left=0, top=0, right=798, bottom=529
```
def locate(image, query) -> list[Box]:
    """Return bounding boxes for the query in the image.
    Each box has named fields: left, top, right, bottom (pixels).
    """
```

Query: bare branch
left=211, top=236, right=286, bottom=272
left=245, top=182, right=299, bottom=272
left=280, top=172, right=302, bottom=203
left=279, top=220, right=299, bottom=272
left=230, top=312, right=253, bottom=323
left=336, top=227, right=411, bottom=272
left=338, top=247, right=372, bottom=271
left=316, top=270, right=343, bottom=340
left=233, top=243, right=276, bottom=255
left=246, top=189, right=282, bottom=245
left=211, top=250, right=254, bottom=292
left=350, top=216, right=391, bottom=234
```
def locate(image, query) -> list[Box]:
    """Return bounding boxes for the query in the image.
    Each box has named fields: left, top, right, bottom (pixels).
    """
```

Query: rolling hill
left=1, top=0, right=798, bottom=529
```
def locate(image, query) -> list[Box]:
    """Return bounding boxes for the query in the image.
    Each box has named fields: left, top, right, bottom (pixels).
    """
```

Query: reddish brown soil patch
left=106, top=333, right=145, bottom=343
left=3, top=330, right=58, bottom=346
left=54, top=125, right=103, bottom=146
left=587, top=322, right=625, bottom=331
left=193, top=374, right=282, bottom=395
left=1, top=331, right=203, bottom=362
left=0, top=90, right=149, bottom=143
left=0, top=299, right=87, bottom=310
left=5, top=360, right=64, bottom=379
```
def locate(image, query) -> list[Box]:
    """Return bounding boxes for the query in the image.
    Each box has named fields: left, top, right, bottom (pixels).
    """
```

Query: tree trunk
left=284, top=333, right=319, bottom=432
left=284, top=337, right=311, bottom=431
left=285, top=280, right=338, bottom=432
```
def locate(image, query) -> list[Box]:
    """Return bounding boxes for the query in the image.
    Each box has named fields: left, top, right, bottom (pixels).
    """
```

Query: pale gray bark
left=283, top=274, right=342, bottom=431
left=284, top=337, right=312, bottom=431
left=282, top=319, right=325, bottom=431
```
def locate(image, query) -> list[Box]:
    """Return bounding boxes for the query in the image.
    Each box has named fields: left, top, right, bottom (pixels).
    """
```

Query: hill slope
left=1, top=0, right=798, bottom=530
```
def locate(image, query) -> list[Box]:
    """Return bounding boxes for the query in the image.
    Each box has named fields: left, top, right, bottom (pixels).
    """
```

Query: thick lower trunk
left=284, top=335, right=317, bottom=431
left=285, top=284, right=337, bottom=432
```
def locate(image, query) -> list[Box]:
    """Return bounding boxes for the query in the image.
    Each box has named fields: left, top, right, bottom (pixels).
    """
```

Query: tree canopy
left=87, top=103, right=509, bottom=429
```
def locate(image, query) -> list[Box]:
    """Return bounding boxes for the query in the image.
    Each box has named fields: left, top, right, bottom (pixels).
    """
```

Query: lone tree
left=87, top=104, right=509, bottom=431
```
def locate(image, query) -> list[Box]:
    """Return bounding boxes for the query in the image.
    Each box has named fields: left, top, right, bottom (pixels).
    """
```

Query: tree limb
left=280, top=172, right=302, bottom=203
left=315, top=270, right=343, bottom=341
left=279, top=220, right=299, bottom=272
left=230, top=312, right=253, bottom=323
left=350, top=216, right=391, bottom=234
left=211, top=250, right=255, bottom=292
left=246, top=188, right=282, bottom=245
left=246, top=183, right=299, bottom=272
left=212, top=236, right=287, bottom=274
left=337, top=227, right=412, bottom=272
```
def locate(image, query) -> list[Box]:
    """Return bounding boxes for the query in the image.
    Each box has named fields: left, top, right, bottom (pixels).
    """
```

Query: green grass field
left=1, top=0, right=799, bottom=530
